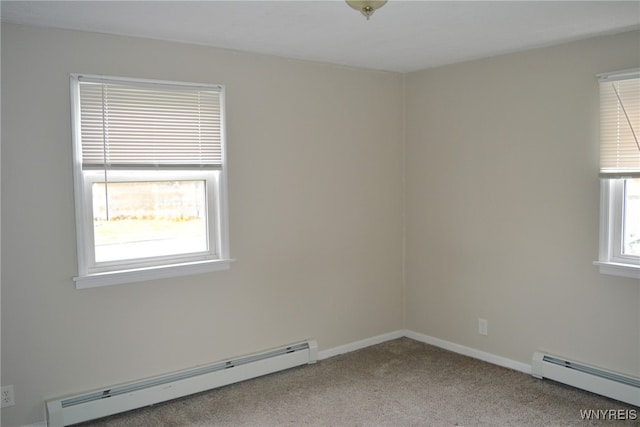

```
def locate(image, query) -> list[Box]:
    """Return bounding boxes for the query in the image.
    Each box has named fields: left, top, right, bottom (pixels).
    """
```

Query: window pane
left=92, top=181, right=208, bottom=262
left=623, top=178, right=640, bottom=257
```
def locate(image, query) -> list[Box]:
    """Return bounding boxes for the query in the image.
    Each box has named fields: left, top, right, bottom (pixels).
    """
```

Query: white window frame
left=596, top=179, right=640, bottom=279
left=70, top=74, right=231, bottom=289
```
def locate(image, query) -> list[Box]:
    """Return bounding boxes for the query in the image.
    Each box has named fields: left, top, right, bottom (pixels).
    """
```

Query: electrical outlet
left=478, top=318, right=488, bottom=336
left=1, top=385, right=15, bottom=407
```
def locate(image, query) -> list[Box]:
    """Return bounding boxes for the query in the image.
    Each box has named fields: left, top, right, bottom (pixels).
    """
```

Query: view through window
left=92, top=180, right=208, bottom=262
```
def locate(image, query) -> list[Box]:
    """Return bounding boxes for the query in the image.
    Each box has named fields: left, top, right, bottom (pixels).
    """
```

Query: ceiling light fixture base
left=346, top=0, right=388, bottom=20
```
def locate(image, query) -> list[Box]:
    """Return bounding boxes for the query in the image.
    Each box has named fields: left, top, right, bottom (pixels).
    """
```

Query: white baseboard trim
left=403, top=330, right=532, bottom=374
left=317, top=329, right=531, bottom=376
left=318, top=330, right=404, bottom=360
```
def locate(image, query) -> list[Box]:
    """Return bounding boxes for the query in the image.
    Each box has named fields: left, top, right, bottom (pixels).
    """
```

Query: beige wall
left=1, top=24, right=404, bottom=426
left=405, top=30, right=640, bottom=376
left=2, top=21, right=639, bottom=427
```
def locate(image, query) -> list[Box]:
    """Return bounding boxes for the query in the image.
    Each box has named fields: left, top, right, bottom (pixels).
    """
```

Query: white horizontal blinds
left=78, top=78, right=222, bottom=169
left=599, top=70, right=640, bottom=178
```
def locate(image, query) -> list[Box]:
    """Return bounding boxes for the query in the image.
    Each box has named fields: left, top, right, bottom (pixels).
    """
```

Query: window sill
left=593, top=261, right=640, bottom=280
left=74, top=259, right=233, bottom=289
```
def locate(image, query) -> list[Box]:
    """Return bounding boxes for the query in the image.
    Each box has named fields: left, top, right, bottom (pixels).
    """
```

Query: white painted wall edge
left=23, top=330, right=530, bottom=427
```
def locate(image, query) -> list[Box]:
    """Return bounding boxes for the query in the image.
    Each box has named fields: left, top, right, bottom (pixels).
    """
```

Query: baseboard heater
left=532, top=351, right=640, bottom=407
left=46, top=339, right=318, bottom=427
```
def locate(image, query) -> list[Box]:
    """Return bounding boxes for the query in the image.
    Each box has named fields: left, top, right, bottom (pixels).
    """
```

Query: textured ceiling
left=2, top=1, right=639, bottom=73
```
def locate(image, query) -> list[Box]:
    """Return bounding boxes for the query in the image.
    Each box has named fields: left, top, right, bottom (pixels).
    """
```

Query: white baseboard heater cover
left=46, top=340, right=318, bottom=427
left=532, top=351, right=640, bottom=407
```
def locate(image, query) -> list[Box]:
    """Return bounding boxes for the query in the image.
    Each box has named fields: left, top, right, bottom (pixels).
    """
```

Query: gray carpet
left=77, top=338, right=639, bottom=426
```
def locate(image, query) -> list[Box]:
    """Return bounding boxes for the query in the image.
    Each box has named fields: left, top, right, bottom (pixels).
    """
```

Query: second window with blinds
left=70, top=75, right=231, bottom=288
left=596, top=69, right=640, bottom=279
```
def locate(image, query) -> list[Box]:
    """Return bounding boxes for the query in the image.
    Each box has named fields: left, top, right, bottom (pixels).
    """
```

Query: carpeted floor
left=76, top=338, right=639, bottom=426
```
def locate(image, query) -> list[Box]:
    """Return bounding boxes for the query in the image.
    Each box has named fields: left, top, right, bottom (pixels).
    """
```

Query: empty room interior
left=1, top=1, right=639, bottom=426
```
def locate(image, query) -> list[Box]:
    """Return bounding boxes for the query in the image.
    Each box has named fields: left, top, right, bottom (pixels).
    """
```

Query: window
left=71, top=75, right=230, bottom=288
left=596, top=69, right=640, bottom=279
